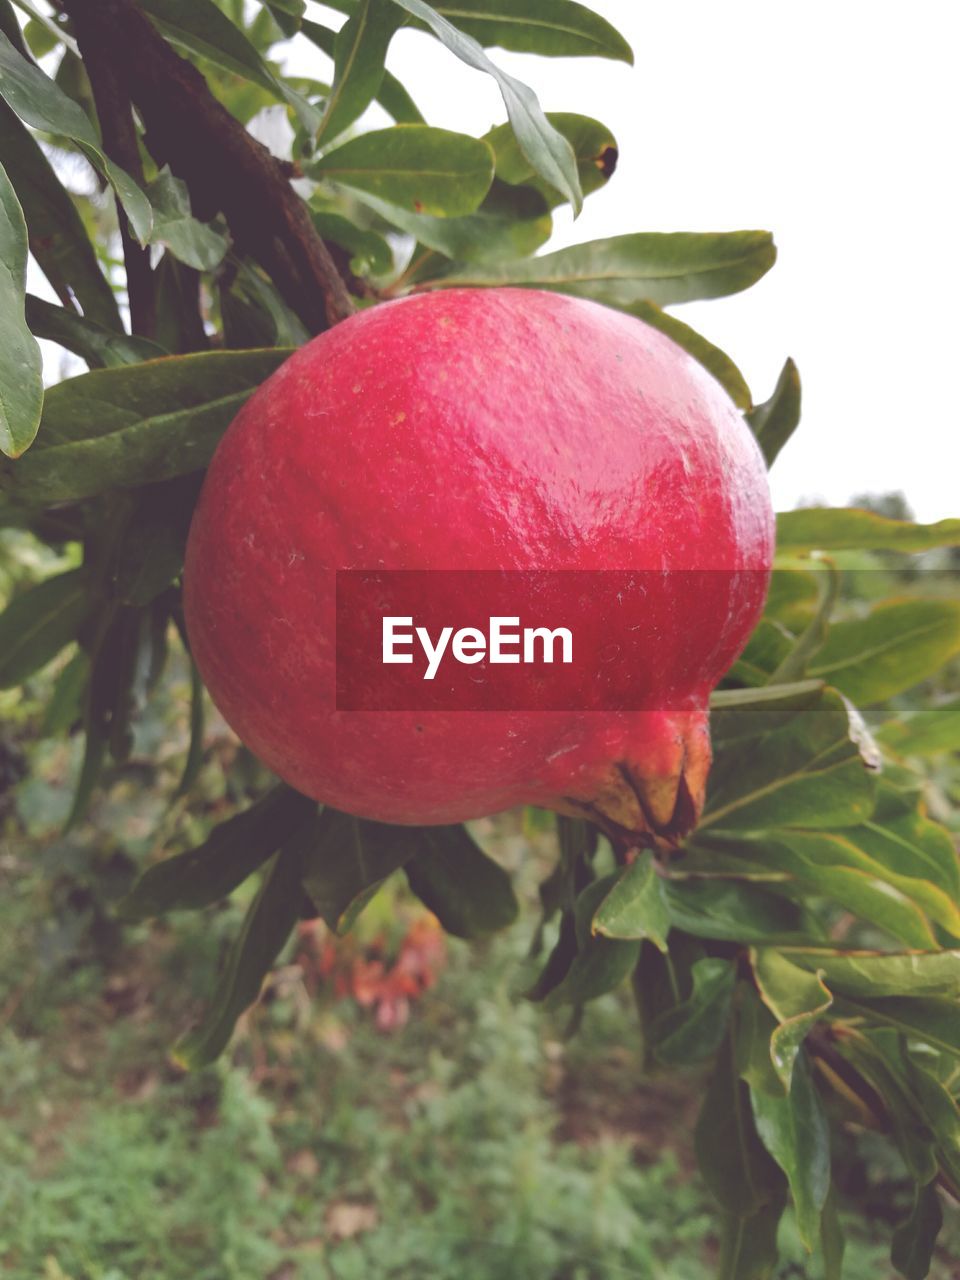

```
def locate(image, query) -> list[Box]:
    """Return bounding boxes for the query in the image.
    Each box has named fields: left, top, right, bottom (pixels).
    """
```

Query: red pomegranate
left=184, top=289, right=773, bottom=848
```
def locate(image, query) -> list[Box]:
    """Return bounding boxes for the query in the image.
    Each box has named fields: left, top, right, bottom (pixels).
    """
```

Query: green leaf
left=651, top=957, right=736, bottom=1065
left=878, top=699, right=960, bottom=757
left=426, top=230, right=776, bottom=308
left=750, top=1049, right=830, bottom=1251
left=716, top=1195, right=786, bottom=1280
left=309, top=124, right=495, bottom=217
left=353, top=180, right=551, bottom=266
left=40, top=646, right=88, bottom=735
left=175, top=658, right=205, bottom=797
left=747, top=357, right=801, bottom=467
left=175, top=841, right=306, bottom=1068
left=405, top=825, right=518, bottom=938
left=592, top=851, right=670, bottom=950
left=0, top=569, right=91, bottom=688
left=25, top=295, right=166, bottom=369
left=701, top=689, right=880, bottom=834
left=751, top=949, right=833, bottom=1089
left=121, top=786, right=316, bottom=920
left=721, top=837, right=940, bottom=949
left=777, top=507, right=960, bottom=552
left=837, top=995, right=960, bottom=1058
left=659, top=875, right=812, bottom=944
left=317, top=0, right=400, bottom=144
left=300, top=809, right=424, bottom=934
left=311, top=210, right=394, bottom=276
left=484, top=111, right=617, bottom=209
left=388, top=0, right=583, bottom=213
left=0, top=30, right=153, bottom=242
left=628, top=300, right=753, bottom=410
left=301, top=18, right=424, bottom=124
left=808, top=599, right=960, bottom=706
left=820, top=1186, right=846, bottom=1280
left=3, top=348, right=290, bottom=505
left=765, top=558, right=838, bottom=685
left=0, top=100, right=121, bottom=330
left=709, top=679, right=825, bottom=746
left=10, top=0, right=76, bottom=56
left=780, top=948, right=960, bottom=998
left=891, top=1183, right=943, bottom=1280
left=137, top=0, right=321, bottom=134
left=0, top=156, right=42, bottom=457
left=695, top=1036, right=783, bottom=1217
left=543, top=876, right=640, bottom=1008
left=145, top=167, right=230, bottom=272
left=418, top=0, right=632, bottom=62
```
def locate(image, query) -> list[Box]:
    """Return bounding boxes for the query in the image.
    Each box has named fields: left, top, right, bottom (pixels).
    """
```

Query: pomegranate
left=184, top=289, right=773, bottom=849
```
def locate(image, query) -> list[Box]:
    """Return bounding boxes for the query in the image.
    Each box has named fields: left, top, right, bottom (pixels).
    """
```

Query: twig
left=67, top=26, right=156, bottom=337
left=61, top=0, right=354, bottom=334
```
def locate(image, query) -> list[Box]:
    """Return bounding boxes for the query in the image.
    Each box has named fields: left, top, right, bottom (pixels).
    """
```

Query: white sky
left=301, top=0, right=958, bottom=521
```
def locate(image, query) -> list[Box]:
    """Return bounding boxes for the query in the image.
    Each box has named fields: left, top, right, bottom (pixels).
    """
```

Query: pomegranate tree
left=184, top=288, right=774, bottom=848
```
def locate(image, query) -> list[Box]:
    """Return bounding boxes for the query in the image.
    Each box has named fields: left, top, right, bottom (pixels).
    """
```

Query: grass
left=0, top=850, right=942, bottom=1280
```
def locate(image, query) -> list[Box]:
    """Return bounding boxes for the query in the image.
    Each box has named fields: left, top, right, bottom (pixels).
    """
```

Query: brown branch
left=67, top=27, right=156, bottom=337
left=61, top=0, right=354, bottom=335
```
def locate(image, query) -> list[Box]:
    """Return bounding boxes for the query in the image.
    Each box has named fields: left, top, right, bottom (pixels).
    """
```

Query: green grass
left=0, top=869, right=929, bottom=1280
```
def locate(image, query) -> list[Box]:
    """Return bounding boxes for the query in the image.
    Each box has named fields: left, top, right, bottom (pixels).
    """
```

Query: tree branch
left=61, top=0, right=354, bottom=335
left=68, top=33, right=156, bottom=338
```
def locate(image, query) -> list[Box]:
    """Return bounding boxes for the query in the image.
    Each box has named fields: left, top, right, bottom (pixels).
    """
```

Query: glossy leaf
left=751, top=948, right=832, bottom=1089
left=650, top=957, right=735, bottom=1065
left=837, top=995, right=960, bottom=1058
left=716, top=1195, right=786, bottom=1280
left=3, top=349, right=290, bottom=505
left=701, top=689, right=880, bottom=834
left=405, top=825, right=518, bottom=938
left=0, top=30, right=153, bottom=242
left=659, top=875, right=812, bottom=944
left=751, top=1049, right=830, bottom=1250
left=317, top=0, right=399, bottom=144
left=25, top=295, right=166, bottom=369
left=878, top=698, right=960, bottom=756
left=389, top=0, right=583, bottom=213
left=121, top=786, right=316, bottom=920
left=808, top=599, right=960, bottom=706
left=780, top=948, right=960, bottom=998
left=543, top=877, right=640, bottom=1008
left=145, top=168, right=230, bottom=272
left=428, top=230, right=776, bottom=308
left=301, top=809, right=425, bottom=933
left=0, top=101, right=121, bottom=331
left=416, top=0, right=632, bottom=62
left=0, top=569, right=91, bottom=688
left=0, top=156, right=42, bottom=456
left=694, top=1038, right=783, bottom=1217
left=485, top=111, right=617, bottom=209
left=138, top=0, right=321, bottom=134
left=891, top=1183, right=943, bottom=1280
left=592, top=851, right=670, bottom=950
left=354, top=180, right=551, bottom=266
left=629, top=300, right=753, bottom=410
left=709, top=678, right=825, bottom=746
left=777, top=507, right=960, bottom=552
left=312, top=210, right=393, bottom=277
left=301, top=18, right=424, bottom=124
left=723, top=836, right=939, bottom=949
left=175, top=842, right=305, bottom=1068
left=747, top=357, right=801, bottom=467
left=309, top=125, right=495, bottom=217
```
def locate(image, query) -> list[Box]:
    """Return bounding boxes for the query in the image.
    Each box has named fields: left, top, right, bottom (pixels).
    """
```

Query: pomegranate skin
left=184, top=288, right=774, bottom=847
